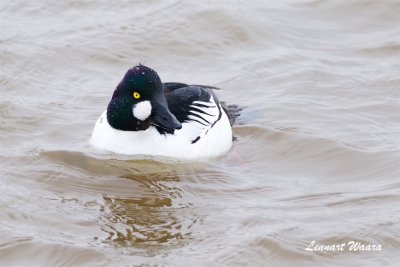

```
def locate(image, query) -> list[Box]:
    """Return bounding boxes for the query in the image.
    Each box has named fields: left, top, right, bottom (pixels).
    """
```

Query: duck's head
left=107, top=65, right=182, bottom=131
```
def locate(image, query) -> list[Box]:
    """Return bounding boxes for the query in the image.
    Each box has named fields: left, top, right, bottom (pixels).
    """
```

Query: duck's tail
left=221, top=102, right=242, bottom=126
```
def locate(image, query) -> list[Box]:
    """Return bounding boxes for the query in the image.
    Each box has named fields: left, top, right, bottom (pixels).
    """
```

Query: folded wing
left=163, top=83, right=223, bottom=143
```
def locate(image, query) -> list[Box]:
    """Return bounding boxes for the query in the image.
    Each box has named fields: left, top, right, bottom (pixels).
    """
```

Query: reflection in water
left=41, top=150, right=202, bottom=249
left=99, top=172, right=194, bottom=248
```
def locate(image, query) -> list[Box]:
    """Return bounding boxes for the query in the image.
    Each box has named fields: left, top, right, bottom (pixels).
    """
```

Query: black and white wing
left=162, top=83, right=223, bottom=143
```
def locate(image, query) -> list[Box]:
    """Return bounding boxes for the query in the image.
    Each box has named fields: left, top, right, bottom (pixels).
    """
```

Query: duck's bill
left=150, top=101, right=182, bottom=130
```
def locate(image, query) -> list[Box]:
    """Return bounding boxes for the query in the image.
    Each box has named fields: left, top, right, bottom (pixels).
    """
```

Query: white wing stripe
left=192, top=100, right=216, bottom=107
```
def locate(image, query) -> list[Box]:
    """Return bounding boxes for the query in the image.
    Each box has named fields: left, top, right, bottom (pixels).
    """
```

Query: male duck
left=89, top=65, right=232, bottom=159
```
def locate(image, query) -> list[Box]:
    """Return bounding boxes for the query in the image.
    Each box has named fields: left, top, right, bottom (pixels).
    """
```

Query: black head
left=107, top=65, right=182, bottom=131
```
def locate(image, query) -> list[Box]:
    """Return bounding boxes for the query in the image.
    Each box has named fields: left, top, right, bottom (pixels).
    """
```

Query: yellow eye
left=133, top=91, right=140, bottom=99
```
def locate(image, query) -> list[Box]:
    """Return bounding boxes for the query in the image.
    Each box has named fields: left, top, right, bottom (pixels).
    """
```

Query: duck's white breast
left=89, top=109, right=232, bottom=159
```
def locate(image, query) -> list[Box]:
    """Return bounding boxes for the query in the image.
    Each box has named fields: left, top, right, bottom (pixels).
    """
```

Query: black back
left=157, top=83, right=222, bottom=136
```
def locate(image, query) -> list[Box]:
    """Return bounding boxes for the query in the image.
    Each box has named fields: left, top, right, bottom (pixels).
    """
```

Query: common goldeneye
left=89, top=65, right=232, bottom=159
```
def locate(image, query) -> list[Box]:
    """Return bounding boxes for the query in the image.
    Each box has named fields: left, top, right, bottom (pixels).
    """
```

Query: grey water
left=1, top=0, right=399, bottom=266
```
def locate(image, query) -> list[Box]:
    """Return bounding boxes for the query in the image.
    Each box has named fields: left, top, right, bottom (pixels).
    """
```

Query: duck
left=89, top=64, right=233, bottom=159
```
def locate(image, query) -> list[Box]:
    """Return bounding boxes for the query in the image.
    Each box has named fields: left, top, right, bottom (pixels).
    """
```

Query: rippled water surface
left=1, top=0, right=400, bottom=266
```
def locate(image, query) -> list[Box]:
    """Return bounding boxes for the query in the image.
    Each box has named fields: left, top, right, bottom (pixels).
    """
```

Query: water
left=1, top=0, right=400, bottom=266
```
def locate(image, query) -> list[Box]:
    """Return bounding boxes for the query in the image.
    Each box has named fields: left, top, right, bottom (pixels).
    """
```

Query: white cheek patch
left=133, top=100, right=152, bottom=121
